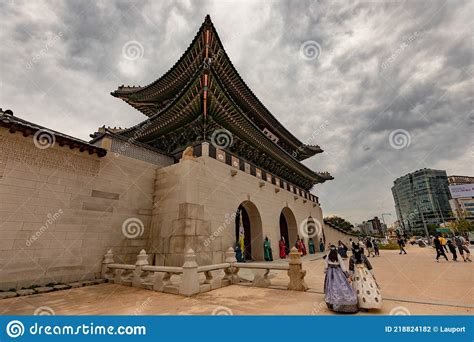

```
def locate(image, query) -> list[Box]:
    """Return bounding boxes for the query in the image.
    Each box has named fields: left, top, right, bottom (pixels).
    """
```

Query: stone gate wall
left=0, top=131, right=172, bottom=290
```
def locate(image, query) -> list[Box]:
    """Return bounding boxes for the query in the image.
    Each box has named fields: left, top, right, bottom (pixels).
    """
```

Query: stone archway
left=235, top=200, right=263, bottom=261
left=280, top=207, right=298, bottom=250
left=307, top=216, right=325, bottom=251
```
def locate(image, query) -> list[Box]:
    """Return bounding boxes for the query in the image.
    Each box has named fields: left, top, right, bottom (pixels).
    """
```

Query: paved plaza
left=1, top=246, right=472, bottom=316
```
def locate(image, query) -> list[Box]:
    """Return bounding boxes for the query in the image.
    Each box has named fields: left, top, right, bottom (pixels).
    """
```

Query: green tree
left=427, top=224, right=438, bottom=236
left=450, top=218, right=474, bottom=233
left=324, top=216, right=354, bottom=232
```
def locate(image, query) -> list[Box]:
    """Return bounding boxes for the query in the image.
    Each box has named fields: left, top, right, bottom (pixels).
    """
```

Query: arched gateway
left=235, top=201, right=263, bottom=261
left=279, top=207, right=298, bottom=251
left=104, top=15, right=333, bottom=267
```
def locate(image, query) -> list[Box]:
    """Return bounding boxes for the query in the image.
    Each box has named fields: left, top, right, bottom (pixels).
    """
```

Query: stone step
left=16, top=289, right=35, bottom=296
left=34, top=286, right=54, bottom=293
left=0, top=291, right=17, bottom=299
left=53, top=284, right=71, bottom=291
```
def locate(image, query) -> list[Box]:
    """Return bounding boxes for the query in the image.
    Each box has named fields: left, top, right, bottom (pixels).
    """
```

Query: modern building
left=0, top=16, right=340, bottom=290
left=391, top=168, right=452, bottom=235
left=448, top=175, right=474, bottom=219
left=357, top=217, right=384, bottom=235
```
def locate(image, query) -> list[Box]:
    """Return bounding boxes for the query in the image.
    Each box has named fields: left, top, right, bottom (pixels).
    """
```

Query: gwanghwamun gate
left=0, top=15, right=354, bottom=291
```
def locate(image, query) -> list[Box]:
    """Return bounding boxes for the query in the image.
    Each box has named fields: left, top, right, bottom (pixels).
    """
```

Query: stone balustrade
left=102, top=246, right=307, bottom=297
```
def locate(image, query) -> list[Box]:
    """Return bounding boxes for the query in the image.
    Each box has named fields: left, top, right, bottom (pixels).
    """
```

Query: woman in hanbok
left=349, top=246, right=382, bottom=310
left=308, top=238, right=315, bottom=254
left=279, top=237, right=287, bottom=258
left=338, top=240, right=348, bottom=259
left=324, top=245, right=358, bottom=313
left=301, top=239, right=307, bottom=256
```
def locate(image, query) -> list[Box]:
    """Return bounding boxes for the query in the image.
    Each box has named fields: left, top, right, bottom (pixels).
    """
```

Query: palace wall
left=0, top=130, right=172, bottom=290
left=322, top=223, right=356, bottom=247
left=0, top=128, right=357, bottom=289
left=151, top=143, right=328, bottom=267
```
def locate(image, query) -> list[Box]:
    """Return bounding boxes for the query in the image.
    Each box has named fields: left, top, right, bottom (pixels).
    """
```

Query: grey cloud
left=0, top=0, right=471, bottom=224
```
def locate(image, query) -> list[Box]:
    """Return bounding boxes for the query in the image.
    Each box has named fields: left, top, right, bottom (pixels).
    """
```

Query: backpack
left=454, top=236, right=462, bottom=246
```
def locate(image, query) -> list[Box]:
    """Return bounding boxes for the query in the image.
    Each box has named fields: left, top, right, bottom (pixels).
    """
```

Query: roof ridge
left=112, top=15, right=208, bottom=96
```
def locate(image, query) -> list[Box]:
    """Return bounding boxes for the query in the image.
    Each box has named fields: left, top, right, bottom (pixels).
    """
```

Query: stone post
left=101, top=249, right=114, bottom=280
left=132, top=249, right=149, bottom=287
left=223, top=247, right=240, bottom=284
left=179, top=248, right=200, bottom=296
left=201, top=142, right=210, bottom=156
left=288, top=247, right=308, bottom=291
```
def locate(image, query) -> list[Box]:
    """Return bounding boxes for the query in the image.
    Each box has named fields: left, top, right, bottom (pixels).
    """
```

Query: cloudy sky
left=1, top=0, right=472, bottom=225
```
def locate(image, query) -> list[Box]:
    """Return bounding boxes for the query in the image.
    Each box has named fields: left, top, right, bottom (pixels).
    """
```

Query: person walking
left=373, top=239, right=380, bottom=256
left=463, top=237, right=472, bottom=262
left=365, top=238, right=374, bottom=257
left=440, top=234, right=448, bottom=253
left=397, top=237, right=407, bottom=255
left=324, top=245, right=358, bottom=313
left=337, top=240, right=348, bottom=259
left=434, top=233, right=448, bottom=262
left=454, top=234, right=467, bottom=262
left=447, top=239, right=458, bottom=262
left=349, top=246, right=382, bottom=311
left=350, top=238, right=358, bottom=250
left=454, top=233, right=472, bottom=262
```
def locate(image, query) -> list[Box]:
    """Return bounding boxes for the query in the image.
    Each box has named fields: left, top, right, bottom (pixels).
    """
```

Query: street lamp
left=381, top=213, right=391, bottom=240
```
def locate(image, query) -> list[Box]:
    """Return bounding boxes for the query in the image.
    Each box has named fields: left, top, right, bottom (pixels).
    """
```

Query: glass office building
left=392, top=168, right=452, bottom=234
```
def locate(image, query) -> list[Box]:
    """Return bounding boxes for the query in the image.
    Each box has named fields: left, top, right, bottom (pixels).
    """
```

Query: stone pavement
left=0, top=246, right=472, bottom=315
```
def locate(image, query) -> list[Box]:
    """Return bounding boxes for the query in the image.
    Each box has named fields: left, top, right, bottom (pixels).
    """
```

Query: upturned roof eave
left=208, top=68, right=330, bottom=186
left=110, top=15, right=321, bottom=161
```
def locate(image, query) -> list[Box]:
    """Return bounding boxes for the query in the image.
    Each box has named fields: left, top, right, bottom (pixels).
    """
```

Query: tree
left=449, top=218, right=474, bottom=233
left=427, top=224, right=438, bottom=237
left=324, top=216, right=354, bottom=232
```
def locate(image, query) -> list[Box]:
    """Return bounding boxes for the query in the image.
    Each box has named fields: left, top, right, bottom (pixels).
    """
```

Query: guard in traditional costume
left=279, top=237, right=287, bottom=258
left=295, top=236, right=303, bottom=255
left=264, top=236, right=273, bottom=261
left=308, top=238, right=315, bottom=254
left=235, top=241, right=244, bottom=262
left=319, top=238, right=325, bottom=252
